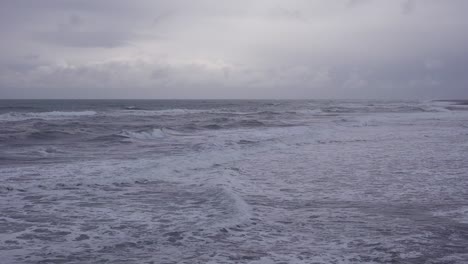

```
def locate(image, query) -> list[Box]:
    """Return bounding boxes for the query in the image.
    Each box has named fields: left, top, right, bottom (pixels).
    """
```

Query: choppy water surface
left=1, top=100, right=468, bottom=263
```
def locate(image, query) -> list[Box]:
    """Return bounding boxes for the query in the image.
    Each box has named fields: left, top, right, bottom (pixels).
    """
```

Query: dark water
left=1, top=100, right=468, bottom=263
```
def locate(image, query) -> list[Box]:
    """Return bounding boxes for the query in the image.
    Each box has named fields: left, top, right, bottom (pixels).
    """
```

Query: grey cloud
left=37, top=30, right=132, bottom=48
left=347, top=0, right=371, bottom=8
left=1, top=0, right=468, bottom=99
left=68, top=14, right=84, bottom=27
left=425, top=60, right=444, bottom=71
left=33, top=12, right=136, bottom=48
left=268, top=7, right=305, bottom=21
left=401, top=0, right=416, bottom=14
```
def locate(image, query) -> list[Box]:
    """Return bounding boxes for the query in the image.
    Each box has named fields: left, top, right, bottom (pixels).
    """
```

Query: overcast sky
left=0, top=0, right=467, bottom=99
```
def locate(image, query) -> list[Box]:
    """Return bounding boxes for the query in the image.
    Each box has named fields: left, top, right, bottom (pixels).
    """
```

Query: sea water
left=1, top=100, right=468, bottom=263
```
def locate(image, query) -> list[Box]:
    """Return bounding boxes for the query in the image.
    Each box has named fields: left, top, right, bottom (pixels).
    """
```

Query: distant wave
left=181, top=119, right=271, bottom=131
left=108, top=104, right=453, bottom=119
left=112, top=109, right=287, bottom=117
left=114, top=109, right=210, bottom=117
left=0, top=110, right=97, bottom=122
left=122, top=106, right=147, bottom=110
left=0, top=106, right=39, bottom=111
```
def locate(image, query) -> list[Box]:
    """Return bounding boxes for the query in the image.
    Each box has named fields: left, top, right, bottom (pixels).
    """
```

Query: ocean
left=1, top=99, right=468, bottom=263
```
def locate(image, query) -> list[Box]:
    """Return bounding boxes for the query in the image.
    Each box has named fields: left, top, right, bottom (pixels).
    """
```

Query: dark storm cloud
left=0, top=0, right=468, bottom=99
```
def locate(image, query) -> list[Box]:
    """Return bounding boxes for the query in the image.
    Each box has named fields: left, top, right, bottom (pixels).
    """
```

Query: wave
left=0, top=106, right=39, bottom=111
left=0, top=129, right=79, bottom=142
left=123, top=106, right=146, bottom=110
left=294, top=109, right=324, bottom=115
left=161, top=127, right=195, bottom=136
left=88, top=134, right=130, bottom=142
left=29, top=146, right=63, bottom=156
left=190, top=119, right=269, bottom=131
left=117, top=103, right=451, bottom=118
left=29, top=130, right=75, bottom=140
left=114, top=108, right=211, bottom=117
left=298, top=103, right=453, bottom=115
left=417, top=106, right=451, bottom=113
left=237, top=139, right=258, bottom=145
left=112, top=109, right=290, bottom=117
left=237, top=119, right=266, bottom=127
left=119, top=128, right=166, bottom=140
left=0, top=111, right=97, bottom=122
left=202, top=124, right=223, bottom=130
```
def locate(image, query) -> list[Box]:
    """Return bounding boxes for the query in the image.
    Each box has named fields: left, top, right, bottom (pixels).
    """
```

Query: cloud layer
left=1, top=0, right=467, bottom=99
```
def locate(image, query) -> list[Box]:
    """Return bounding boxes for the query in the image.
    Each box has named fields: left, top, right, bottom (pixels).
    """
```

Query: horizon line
left=0, top=98, right=459, bottom=101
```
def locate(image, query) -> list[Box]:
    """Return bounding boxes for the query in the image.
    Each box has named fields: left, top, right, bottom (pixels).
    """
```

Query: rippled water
left=1, top=100, right=468, bottom=263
